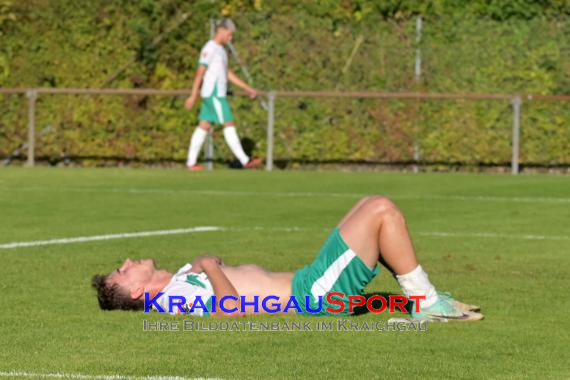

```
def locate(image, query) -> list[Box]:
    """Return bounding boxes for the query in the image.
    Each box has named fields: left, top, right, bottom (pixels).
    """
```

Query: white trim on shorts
left=212, top=97, right=225, bottom=124
left=310, top=249, right=356, bottom=300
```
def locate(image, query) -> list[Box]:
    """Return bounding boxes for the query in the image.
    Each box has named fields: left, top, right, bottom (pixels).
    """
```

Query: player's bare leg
left=338, top=196, right=418, bottom=274
left=338, top=196, right=482, bottom=320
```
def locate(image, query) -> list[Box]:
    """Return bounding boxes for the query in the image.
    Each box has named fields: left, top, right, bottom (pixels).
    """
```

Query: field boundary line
left=0, top=227, right=223, bottom=249
left=418, top=231, right=570, bottom=241
left=0, top=370, right=216, bottom=380
left=1, top=226, right=568, bottom=250
left=2, top=186, right=570, bottom=204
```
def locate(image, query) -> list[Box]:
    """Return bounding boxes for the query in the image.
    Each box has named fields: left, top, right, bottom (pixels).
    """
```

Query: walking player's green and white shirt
left=198, top=40, right=234, bottom=124
left=155, top=264, right=214, bottom=317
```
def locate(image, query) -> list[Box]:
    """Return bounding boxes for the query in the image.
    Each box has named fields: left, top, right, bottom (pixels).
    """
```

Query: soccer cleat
left=438, top=291, right=480, bottom=312
left=410, top=294, right=484, bottom=322
left=243, top=157, right=263, bottom=169
left=187, top=164, right=204, bottom=171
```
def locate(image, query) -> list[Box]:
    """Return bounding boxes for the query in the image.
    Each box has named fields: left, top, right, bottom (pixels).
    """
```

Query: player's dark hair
left=91, top=274, right=145, bottom=311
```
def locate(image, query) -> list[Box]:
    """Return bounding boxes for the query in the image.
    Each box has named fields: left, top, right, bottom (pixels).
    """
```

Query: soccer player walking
left=184, top=18, right=262, bottom=170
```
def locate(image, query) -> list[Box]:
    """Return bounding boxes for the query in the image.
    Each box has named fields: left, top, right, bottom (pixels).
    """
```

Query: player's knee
left=367, top=195, right=397, bottom=212
left=357, top=196, right=373, bottom=204
left=367, top=196, right=403, bottom=221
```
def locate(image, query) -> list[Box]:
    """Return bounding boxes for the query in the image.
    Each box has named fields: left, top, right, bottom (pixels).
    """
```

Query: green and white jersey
left=156, top=263, right=214, bottom=317
left=199, top=40, right=228, bottom=98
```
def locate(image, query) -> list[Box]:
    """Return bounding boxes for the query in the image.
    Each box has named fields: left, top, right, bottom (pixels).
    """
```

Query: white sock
left=186, top=127, right=208, bottom=167
left=396, top=265, right=439, bottom=308
left=223, top=126, right=249, bottom=166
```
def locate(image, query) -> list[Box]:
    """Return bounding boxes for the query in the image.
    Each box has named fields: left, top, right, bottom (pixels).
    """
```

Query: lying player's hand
left=190, top=255, right=223, bottom=273
left=207, top=255, right=224, bottom=266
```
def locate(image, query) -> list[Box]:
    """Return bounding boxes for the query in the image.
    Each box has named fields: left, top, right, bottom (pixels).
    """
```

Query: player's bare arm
left=185, top=65, right=207, bottom=110
left=228, top=69, right=257, bottom=98
left=194, top=256, right=244, bottom=318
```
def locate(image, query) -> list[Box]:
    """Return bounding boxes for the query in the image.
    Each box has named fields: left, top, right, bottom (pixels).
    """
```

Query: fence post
left=205, top=18, right=216, bottom=171
left=415, top=16, right=422, bottom=81
left=511, top=96, right=522, bottom=175
left=26, top=89, right=38, bottom=167
left=412, top=15, right=423, bottom=173
left=266, top=91, right=276, bottom=171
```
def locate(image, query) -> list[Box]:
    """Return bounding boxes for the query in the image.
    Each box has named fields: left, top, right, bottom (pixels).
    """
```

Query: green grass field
left=0, top=168, right=569, bottom=379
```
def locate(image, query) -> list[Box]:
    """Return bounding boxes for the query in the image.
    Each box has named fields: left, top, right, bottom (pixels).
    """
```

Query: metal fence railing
left=1, top=87, right=569, bottom=174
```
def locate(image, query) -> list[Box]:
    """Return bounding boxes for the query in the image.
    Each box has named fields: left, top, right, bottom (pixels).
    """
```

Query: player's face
left=222, top=29, right=234, bottom=44
left=107, top=258, right=156, bottom=291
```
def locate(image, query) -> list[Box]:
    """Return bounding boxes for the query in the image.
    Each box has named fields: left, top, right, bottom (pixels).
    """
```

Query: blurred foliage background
left=0, top=0, right=569, bottom=168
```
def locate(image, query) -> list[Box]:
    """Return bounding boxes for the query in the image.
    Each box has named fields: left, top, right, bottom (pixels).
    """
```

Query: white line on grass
left=0, top=226, right=223, bottom=249
left=0, top=371, right=215, bottom=380
left=418, top=231, right=570, bottom=241
left=3, top=186, right=570, bottom=204
left=0, top=226, right=568, bottom=250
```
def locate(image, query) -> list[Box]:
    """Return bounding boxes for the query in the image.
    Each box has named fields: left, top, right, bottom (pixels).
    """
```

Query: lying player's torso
left=221, top=264, right=295, bottom=315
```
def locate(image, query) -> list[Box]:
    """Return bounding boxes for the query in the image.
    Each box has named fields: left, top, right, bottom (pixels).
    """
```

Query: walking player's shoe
left=187, top=164, right=204, bottom=171
left=411, top=294, right=484, bottom=321
left=243, top=157, right=263, bottom=169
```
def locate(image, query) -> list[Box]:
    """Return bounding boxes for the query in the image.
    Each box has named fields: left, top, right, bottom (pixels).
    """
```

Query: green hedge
left=0, top=1, right=568, bottom=167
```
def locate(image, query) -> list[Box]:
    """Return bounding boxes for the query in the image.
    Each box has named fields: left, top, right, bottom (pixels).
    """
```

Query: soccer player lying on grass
left=92, top=196, right=483, bottom=321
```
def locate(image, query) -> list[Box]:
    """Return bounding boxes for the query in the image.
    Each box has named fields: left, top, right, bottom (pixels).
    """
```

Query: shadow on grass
left=352, top=292, right=409, bottom=316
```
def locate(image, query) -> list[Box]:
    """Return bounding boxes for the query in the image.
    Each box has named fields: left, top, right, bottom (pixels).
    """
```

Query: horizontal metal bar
left=0, top=88, right=193, bottom=96
left=268, top=91, right=515, bottom=100
left=0, top=88, right=569, bottom=101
